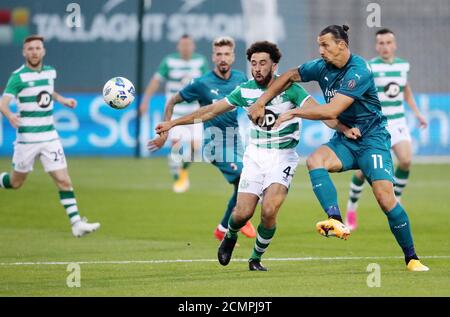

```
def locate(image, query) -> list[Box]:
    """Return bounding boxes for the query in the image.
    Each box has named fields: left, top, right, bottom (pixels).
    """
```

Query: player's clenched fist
left=155, top=121, right=174, bottom=134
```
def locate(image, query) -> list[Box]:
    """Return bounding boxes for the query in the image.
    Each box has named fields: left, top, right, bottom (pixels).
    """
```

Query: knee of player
left=233, top=205, right=253, bottom=221
left=306, top=154, right=322, bottom=170
left=261, top=203, right=278, bottom=219
left=397, top=159, right=412, bottom=171
left=56, top=178, right=73, bottom=190
left=373, top=186, right=396, bottom=210
left=260, top=212, right=277, bottom=228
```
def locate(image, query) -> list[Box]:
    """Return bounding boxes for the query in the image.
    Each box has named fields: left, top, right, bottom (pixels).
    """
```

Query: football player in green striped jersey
left=139, top=34, right=209, bottom=193
left=345, top=28, right=428, bottom=230
left=0, top=35, right=100, bottom=238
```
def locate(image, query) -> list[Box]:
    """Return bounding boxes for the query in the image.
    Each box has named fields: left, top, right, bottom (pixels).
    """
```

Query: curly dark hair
left=246, top=41, right=282, bottom=63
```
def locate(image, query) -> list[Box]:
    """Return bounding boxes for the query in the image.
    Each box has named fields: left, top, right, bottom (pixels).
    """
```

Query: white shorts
left=169, top=123, right=203, bottom=143
left=12, top=139, right=67, bottom=173
left=387, top=119, right=412, bottom=147
left=238, top=144, right=299, bottom=198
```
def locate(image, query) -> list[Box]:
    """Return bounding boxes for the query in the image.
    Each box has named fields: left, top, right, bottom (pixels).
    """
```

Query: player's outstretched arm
left=155, top=99, right=234, bottom=134
left=298, top=93, right=354, bottom=120
left=53, top=92, right=77, bottom=108
left=248, top=68, right=301, bottom=124
left=274, top=94, right=360, bottom=139
left=148, top=93, right=185, bottom=152
left=404, top=83, right=427, bottom=128
left=0, top=95, right=20, bottom=128
left=322, top=120, right=361, bottom=139
left=163, top=93, right=184, bottom=122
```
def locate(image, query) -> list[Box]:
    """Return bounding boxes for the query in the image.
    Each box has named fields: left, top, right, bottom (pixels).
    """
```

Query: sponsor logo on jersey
left=37, top=91, right=52, bottom=108
left=384, top=82, right=401, bottom=98
left=258, top=109, right=278, bottom=131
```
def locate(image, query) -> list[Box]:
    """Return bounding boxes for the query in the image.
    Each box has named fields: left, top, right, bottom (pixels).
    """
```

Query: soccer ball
left=103, top=77, right=135, bottom=109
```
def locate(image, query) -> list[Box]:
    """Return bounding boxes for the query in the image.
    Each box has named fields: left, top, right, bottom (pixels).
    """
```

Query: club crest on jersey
left=347, top=79, right=356, bottom=90
left=37, top=91, right=52, bottom=108
left=270, top=95, right=283, bottom=105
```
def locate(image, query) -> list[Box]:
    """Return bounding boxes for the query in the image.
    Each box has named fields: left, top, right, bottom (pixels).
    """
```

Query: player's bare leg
left=49, top=168, right=100, bottom=237
left=248, top=183, right=288, bottom=271
left=0, top=170, right=28, bottom=189
left=306, top=146, right=350, bottom=239
left=170, top=138, right=189, bottom=193
left=218, top=192, right=259, bottom=266
left=392, top=140, right=413, bottom=202
left=372, top=180, right=428, bottom=271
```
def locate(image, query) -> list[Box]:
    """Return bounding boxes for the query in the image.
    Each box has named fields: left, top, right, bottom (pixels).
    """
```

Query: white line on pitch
left=0, top=255, right=449, bottom=266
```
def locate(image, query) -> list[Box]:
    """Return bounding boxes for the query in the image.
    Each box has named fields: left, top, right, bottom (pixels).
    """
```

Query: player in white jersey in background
left=139, top=34, right=209, bottom=193
left=0, top=35, right=100, bottom=237
left=345, top=28, right=428, bottom=230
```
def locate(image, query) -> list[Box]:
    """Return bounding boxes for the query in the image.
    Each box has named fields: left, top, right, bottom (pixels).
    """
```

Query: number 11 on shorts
left=371, top=154, right=383, bottom=169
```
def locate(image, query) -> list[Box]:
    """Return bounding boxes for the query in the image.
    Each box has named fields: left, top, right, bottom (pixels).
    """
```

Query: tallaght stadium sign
left=33, top=12, right=246, bottom=42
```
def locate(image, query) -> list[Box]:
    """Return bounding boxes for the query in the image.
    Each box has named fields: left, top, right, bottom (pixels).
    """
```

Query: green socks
left=250, top=224, right=276, bottom=261
left=59, top=191, right=81, bottom=225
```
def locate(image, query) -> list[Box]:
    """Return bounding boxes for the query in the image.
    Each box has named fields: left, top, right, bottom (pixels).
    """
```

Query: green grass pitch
left=0, top=157, right=449, bottom=296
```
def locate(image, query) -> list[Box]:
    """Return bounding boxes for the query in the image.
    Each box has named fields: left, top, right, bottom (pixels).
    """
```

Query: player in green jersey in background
left=139, top=34, right=209, bottom=193
left=0, top=35, right=100, bottom=238
left=345, top=28, right=428, bottom=230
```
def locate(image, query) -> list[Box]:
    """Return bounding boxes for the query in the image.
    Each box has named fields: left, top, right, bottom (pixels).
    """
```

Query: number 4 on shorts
left=283, top=166, right=292, bottom=178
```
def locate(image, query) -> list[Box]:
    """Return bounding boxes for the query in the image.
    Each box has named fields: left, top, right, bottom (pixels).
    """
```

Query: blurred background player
left=0, top=35, right=100, bottom=238
left=139, top=34, right=209, bottom=193
left=345, top=28, right=428, bottom=230
left=148, top=36, right=256, bottom=241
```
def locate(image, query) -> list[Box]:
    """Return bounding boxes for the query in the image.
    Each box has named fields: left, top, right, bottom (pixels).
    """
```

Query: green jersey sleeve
left=200, top=56, right=209, bottom=75
left=3, top=73, right=22, bottom=97
left=285, top=82, right=310, bottom=107
left=225, top=85, right=246, bottom=107
left=156, top=57, right=169, bottom=79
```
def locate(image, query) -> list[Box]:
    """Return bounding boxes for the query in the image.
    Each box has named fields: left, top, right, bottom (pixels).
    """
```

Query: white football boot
left=72, top=217, right=100, bottom=237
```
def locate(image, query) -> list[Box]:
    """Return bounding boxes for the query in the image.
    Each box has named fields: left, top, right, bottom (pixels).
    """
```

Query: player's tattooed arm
left=0, top=94, right=20, bottom=128
left=249, top=67, right=301, bottom=125
left=53, top=92, right=77, bottom=108
left=148, top=93, right=185, bottom=152
left=155, top=99, right=234, bottom=134
left=163, top=93, right=184, bottom=122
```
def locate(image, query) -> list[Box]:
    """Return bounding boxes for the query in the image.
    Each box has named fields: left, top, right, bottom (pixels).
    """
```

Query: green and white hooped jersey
left=225, top=77, right=310, bottom=149
left=154, top=52, right=208, bottom=118
left=369, top=56, right=409, bottom=124
left=3, top=65, right=58, bottom=144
